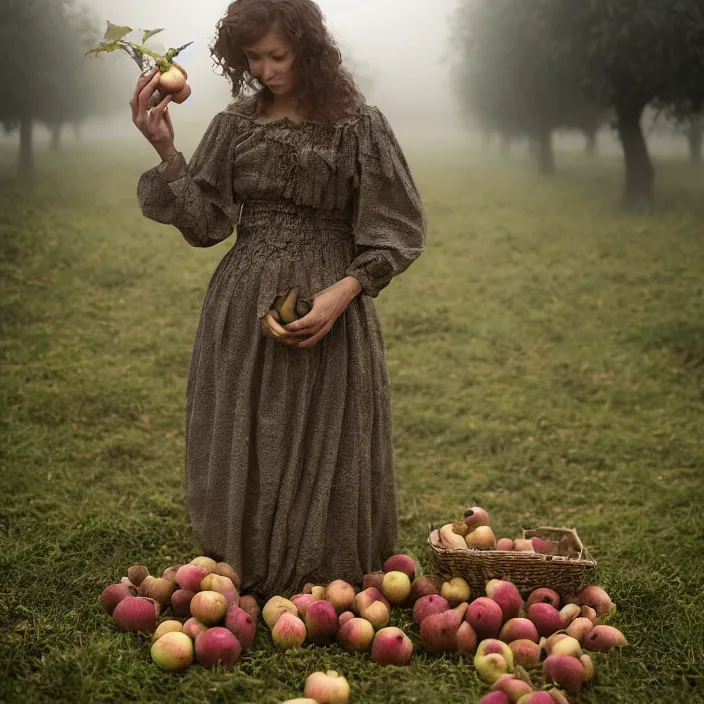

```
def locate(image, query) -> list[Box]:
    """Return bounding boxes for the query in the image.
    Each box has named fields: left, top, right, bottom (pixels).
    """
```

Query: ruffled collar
left=222, top=93, right=368, bottom=129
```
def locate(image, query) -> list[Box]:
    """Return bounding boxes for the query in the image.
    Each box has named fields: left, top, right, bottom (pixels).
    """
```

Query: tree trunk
left=50, top=123, right=62, bottom=152
left=584, top=129, right=598, bottom=156
left=616, top=101, right=654, bottom=211
left=537, top=128, right=555, bottom=175
left=687, top=124, right=702, bottom=165
left=19, top=116, right=34, bottom=180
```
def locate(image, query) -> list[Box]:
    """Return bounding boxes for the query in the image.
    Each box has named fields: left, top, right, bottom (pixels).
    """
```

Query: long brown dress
left=137, top=95, right=427, bottom=601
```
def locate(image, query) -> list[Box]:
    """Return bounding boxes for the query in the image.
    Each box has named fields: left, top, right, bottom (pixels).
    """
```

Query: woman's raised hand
left=130, top=66, right=176, bottom=160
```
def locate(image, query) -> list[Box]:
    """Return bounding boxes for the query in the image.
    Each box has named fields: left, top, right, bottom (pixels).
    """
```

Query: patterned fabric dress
left=137, top=95, right=427, bottom=601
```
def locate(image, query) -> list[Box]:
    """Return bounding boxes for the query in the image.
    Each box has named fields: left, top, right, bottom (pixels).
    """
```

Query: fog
left=3, top=0, right=689, bottom=158
left=73, top=0, right=467, bottom=151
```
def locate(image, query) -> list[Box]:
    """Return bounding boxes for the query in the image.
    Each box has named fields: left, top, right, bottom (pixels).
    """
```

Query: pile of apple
left=99, top=506, right=628, bottom=703
left=438, top=506, right=580, bottom=558
left=268, top=569, right=626, bottom=703
left=462, top=580, right=626, bottom=703
left=100, top=555, right=260, bottom=672
left=263, top=554, right=418, bottom=666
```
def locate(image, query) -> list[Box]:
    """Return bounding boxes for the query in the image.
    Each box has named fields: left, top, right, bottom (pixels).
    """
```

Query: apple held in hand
left=85, top=22, right=194, bottom=107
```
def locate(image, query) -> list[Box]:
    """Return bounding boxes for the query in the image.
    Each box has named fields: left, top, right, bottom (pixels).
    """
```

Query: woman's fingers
left=138, top=71, right=162, bottom=114
left=133, top=66, right=157, bottom=101
left=130, top=67, right=158, bottom=119
left=163, top=105, right=175, bottom=139
left=264, top=311, right=291, bottom=337
left=284, top=310, right=324, bottom=336
left=262, top=311, right=300, bottom=346
left=296, top=321, right=332, bottom=348
left=147, top=93, right=172, bottom=126
left=286, top=326, right=321, bottom=337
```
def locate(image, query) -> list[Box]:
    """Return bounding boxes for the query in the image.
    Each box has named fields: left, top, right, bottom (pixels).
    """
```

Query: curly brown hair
left=210, top=0, right=362, bottom=123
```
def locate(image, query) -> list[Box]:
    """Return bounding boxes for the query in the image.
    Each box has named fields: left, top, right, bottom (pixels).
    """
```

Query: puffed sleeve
left=345, top=105, right=427, bottom=297
left=136, top=111, right=241, bottom=248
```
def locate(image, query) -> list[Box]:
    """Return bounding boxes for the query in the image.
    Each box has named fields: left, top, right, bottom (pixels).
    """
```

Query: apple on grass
left=150, top=631, right=194, bottom=672
left=440, top=576, right=471, bottom=606
left=195, top=627, right=242, bottom=670
left=381, top=571, right=412, bottom=605
left=371, top=627, right=413, bottom=665
left=303, top=670, right=350, bottom=704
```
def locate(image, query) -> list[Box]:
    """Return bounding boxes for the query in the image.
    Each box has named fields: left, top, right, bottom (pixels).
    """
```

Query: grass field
left=1, top=138, right=703, bottom=703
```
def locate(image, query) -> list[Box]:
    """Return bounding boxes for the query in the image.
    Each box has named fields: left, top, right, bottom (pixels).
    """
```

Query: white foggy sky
left=87, top=0, right=463, bottom=130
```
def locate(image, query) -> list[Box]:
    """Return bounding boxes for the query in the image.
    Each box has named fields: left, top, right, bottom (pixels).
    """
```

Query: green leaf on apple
left=104, top=21, right=133, bottom=42
left=142, top=28, right=165, bottom=44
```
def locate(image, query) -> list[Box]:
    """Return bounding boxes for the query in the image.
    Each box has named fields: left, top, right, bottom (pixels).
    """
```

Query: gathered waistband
left=237, top=200, right=350, bottom=227
left=234, top=199, right=353, bottom=248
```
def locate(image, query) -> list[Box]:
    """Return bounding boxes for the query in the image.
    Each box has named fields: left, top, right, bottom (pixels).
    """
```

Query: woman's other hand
left=130, top=67, right=176, bottom=161
left=260, top=310, right=302, bottom=347
left=284, top=277, right=361, bottom=348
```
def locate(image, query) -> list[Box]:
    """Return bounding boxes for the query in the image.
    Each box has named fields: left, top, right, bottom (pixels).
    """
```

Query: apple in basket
left=438, top=523, right=467, bottom=549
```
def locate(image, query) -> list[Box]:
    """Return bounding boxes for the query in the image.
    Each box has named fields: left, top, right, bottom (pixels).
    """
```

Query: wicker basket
left=427, top=524, right=596, bottom=598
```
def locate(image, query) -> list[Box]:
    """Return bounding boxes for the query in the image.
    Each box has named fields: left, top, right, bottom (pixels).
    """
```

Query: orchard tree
left=451, top=0, right=704, bottom=209
left=662, top=101, right=704, bottom=164
left=0, top=0, right=130, bottom=176
left=39, top=2, right=105, bottom=151
left=450, top=0, right=603, bottom=175
left=554, top=0, right=704, bottom=208
left=0, top=0, right=69, bottom=177
left=685, top=118, right=703, bottom=164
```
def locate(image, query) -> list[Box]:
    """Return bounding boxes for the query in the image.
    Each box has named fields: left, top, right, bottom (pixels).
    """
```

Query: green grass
left=1, top=140, right=703, bottom=703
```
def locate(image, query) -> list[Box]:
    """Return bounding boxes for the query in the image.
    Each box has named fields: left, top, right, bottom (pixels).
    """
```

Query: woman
left=131, top=0, right=427, bottom=603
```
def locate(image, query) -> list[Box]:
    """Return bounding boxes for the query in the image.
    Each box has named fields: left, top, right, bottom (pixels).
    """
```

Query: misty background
left=5, top=0, right=468, bottom=152
left=2, top=0, right=688, bottom=160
